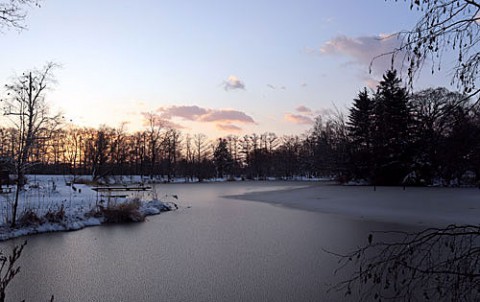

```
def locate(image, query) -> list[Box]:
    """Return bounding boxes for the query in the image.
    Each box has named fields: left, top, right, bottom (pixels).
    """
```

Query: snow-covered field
left=0, top=175, right=177, bottom=241
left=230, top=184, right=480, bottom=227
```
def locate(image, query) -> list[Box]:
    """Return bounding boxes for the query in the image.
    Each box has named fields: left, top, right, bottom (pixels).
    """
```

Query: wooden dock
left=92, top=186, right=152, bottom=206
left=91, top=186, right=152, bottom=192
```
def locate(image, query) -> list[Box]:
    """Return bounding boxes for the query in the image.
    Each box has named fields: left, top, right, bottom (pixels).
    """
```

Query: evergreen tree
left=213, top=138, right=233, bottom=179
left=347, top=88, right=374, bottom=180
left=372, top=70, right=412, bottom=185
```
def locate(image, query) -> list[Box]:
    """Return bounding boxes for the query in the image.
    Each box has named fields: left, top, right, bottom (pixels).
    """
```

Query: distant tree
left=308, top=116, right=335, bottom=176
left=1, top=62, right=62, bottom=227
left=213, top=138, right=233, bottom=179
left=162, top=128, right=182, bottom=181
left=226, top=135, right=243, bottom=177
left=371, top=70, right=412, bottom=185
left=143, top=112, right=164, bottom=180
left=438, top=102, right=480, bottom=184
left=325, top=109, right=350, bottom=179
left=409, top=87, right=466, bottom=183
left=274, top=135, right=301, bottom=179
left=0, top=0, right=40, bottom=30
left=192, top=133, right=210, bottom=180
left=87, top=126, right=111, bottom=181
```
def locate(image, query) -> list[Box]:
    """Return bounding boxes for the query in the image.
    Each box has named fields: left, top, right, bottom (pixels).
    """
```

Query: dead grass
left=44, top=205, right=65, bottom=223
left=17, top=210, right=43, bottom=227
left=101, top=199, right=145, bottom=223
left=17, top=206, right=66, bottom=227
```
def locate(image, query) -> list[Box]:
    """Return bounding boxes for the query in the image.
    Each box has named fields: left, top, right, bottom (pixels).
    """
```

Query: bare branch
left=0, top=0, right=41, bottom=31
left=381, top=0, right=480, bottom=100
left=331, top=224, right=480, bottom=301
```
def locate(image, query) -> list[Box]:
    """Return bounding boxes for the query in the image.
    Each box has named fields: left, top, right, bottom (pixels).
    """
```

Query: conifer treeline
left=1, top=70, right=479, bottom=185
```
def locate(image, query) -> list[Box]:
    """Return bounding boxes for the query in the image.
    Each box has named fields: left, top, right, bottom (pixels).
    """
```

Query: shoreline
left=227, top=183, right=480, bottom=227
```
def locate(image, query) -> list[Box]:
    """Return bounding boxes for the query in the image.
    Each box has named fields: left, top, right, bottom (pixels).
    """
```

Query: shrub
left=101, top=199, right=145, bottom=223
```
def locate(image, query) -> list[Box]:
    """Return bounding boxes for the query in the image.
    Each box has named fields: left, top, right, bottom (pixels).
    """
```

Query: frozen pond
left=1, top=182, right=424, bottom=301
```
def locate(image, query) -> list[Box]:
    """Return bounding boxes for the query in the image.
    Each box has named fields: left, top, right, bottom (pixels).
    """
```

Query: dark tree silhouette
left=372, top=70, right=412, bottom=185
left=348, top=88, right=374, bottom=180
left=213, top=138, right=233, bottom=179
left=409, top=87, right=466, bottom=183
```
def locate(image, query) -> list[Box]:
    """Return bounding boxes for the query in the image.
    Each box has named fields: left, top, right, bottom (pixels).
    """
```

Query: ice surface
left=229, top=184, right=480, bottom=227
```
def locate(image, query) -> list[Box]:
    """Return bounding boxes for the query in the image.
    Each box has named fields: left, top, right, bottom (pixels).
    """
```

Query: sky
left=0, top=0, right=454, bottom=138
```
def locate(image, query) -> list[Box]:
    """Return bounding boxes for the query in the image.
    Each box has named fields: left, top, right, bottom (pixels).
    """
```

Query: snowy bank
left=228, top=183, right=480, bottom=227
left=0, top=175, right=177, bottom=241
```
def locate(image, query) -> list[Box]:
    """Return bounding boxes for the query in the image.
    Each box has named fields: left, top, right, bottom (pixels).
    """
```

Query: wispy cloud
left=223, top=75, right=246, bottom=91
left=156, top=105, right=255, bottom=133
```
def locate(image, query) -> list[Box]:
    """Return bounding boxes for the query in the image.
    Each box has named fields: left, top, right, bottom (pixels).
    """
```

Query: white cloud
left=223, top=75, right=245, bottom=91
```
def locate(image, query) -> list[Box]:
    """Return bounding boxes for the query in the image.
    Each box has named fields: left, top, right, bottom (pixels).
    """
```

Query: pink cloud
left=284, top=113, right=314, bottom=125
left=158, top=105, right=208, bottom=121
left=200, top=110, right=255, bottom=124
left=156, top=105, right=256, bottom=133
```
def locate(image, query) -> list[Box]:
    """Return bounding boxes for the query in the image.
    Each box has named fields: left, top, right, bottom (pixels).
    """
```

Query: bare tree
left=162, top=128, right=182, bottom=181
left=142, top=112, right=165, bottom=180
left=1, top=62, right=62, bottom=227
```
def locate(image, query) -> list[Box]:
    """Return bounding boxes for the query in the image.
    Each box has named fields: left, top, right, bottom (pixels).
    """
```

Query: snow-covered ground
left=0, top=175, right=177, bottom=241
left=229, top=184, right=480, bottom=227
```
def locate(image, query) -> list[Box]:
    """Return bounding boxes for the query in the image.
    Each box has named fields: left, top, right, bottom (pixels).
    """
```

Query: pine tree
left=348, top=88, right=374, bottom=150
left=372, top=70, right=412, bottom=185
left=347, top=88, right=374, bottom=180
left=213, top=138, right=233, bottom=179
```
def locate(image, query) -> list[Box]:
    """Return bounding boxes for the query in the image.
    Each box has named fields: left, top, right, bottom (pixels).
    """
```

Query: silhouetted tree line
left=1, top=69, right=478, bottom=185
left=348, top=70, right=480, bottom=186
